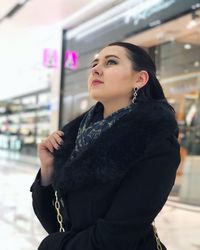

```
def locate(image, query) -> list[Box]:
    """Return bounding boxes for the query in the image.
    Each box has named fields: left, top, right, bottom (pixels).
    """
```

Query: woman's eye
left=107, top=59, right=117, bottom=65
left=90, top=59, right=117, bottom=68
left=91, top=63, right=97, bottom=68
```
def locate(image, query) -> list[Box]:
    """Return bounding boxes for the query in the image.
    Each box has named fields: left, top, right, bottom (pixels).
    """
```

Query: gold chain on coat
left=54, top=191, right=65, bottom=232
left=153, top=221, right=162, bottom=250
left=54, top=192, right=162, bottom=249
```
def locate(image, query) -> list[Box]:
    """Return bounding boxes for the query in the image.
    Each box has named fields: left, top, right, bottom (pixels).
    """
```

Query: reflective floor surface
left=0, top=157, right=200, bottom=250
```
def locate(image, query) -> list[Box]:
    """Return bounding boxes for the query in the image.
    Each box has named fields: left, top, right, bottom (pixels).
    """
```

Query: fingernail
left=60, top=141, right=64, bottom=145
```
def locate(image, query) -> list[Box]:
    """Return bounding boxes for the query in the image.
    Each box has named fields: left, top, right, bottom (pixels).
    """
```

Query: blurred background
left=0, top=0, right=200, bottom=249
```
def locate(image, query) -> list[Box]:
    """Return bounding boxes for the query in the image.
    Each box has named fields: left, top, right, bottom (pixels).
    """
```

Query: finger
left=52, top=133, right=64, bottom=145
left=49, top=136, right=60, bottom=150
left=43, top=139, right=54, bottom=153
left=57, top=130, right=64, bottom=136
left=54, top=130, right=64, bottom=138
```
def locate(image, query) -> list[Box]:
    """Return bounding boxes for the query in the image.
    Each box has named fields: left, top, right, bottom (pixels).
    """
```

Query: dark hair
left=107, top=42, right=175, bottom=112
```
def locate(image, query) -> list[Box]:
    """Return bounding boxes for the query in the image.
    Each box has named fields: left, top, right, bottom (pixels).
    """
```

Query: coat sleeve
left=30, top=170, right=59, bottom=233
left=37, top=134, right=181, bottom=250
left=30, top=113, right=88, bottom=235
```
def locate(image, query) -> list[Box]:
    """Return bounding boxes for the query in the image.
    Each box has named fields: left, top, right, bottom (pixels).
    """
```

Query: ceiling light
left=186, top=20, right=197, bottom=29
left=186, top=10, right=199, bottom=29
left=194, top=61, right=200, bottom=67
left=168, top=98, right=175, bottom=104
left=184, top=44, right=191, bottom=50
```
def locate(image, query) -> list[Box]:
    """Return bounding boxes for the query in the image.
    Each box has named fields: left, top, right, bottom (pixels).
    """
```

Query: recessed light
left=168, top=98, right=175, bottom=104
left=184, top=44, right=192, bottom=49
left=194, top=61, right=200, bottom=67
left=186, top=20, right=197, bottom=29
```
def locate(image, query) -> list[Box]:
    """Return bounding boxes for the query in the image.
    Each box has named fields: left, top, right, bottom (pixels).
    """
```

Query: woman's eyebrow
left=91, top=55, right=120, bottom=64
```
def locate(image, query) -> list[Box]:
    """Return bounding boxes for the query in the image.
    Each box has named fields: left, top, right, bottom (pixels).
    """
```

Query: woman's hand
left=38, top=130, right=64, bottom=186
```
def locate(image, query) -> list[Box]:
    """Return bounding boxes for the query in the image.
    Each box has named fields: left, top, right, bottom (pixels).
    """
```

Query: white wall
left=0, top=26, right=62, bottom=100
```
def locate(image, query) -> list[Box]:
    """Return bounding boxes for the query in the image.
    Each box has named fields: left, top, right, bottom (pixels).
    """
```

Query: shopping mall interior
left=0, top=0, right=200, bottom=249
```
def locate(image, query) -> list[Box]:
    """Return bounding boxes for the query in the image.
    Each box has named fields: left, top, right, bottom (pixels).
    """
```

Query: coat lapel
left=53, top=101, right=178, bottom=194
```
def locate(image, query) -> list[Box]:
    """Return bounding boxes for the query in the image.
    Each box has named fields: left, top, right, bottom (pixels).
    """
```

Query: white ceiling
left=0, top=0, right=124, bottom=43
left=0, top=0, right=121, bottom=62
left=0, top=0, right=125, bottom=30
left=0, top=0, right=18, bottom=20
left=0, top=0, right=99, bottom=56
left=0, top=0, right=96, bottom=32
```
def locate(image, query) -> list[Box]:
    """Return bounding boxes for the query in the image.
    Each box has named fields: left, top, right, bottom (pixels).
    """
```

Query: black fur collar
left=53, top=101, right=178, bottom=194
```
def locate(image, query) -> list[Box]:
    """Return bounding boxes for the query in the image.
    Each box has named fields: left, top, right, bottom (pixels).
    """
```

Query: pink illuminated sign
left=64, top=50, right=78, bottom=70
left=43, top=49, right=58, bottom=68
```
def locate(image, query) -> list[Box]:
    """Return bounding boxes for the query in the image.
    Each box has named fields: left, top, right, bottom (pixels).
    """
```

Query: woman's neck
left=102, top=100, right=131, bottom=118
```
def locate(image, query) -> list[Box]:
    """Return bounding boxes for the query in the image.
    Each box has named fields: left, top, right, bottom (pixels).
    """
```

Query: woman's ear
left=136, top=70, right=149, bottom=88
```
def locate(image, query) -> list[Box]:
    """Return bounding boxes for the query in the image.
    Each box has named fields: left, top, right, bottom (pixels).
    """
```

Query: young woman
left=30, top=42, right=180, bottom=250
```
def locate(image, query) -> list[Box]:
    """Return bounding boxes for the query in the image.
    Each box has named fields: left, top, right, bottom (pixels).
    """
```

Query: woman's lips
left=91, top=80, right=104, bottom=86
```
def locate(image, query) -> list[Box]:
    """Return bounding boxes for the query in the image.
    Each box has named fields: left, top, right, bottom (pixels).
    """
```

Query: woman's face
left=87, top=46, right=138, bottom=103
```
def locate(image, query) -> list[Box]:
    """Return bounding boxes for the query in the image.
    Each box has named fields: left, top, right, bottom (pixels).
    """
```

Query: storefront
left=60, top=0, right=200, bottom=123
left=0, top=89, right=51, bottom=155
left=0, top=30, right=62, bottom=157
left=60, top=0, right=200, bottom=205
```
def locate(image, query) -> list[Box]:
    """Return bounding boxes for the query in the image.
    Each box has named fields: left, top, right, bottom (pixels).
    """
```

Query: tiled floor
left=156, top=204, right=200, bottom=250
left=0, top=159, right=46, bottom=250
left=0, top=157, right=200, bottom=250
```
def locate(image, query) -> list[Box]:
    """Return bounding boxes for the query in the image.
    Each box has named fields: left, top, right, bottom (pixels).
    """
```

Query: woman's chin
left=89, top=93, right=103, bottom=101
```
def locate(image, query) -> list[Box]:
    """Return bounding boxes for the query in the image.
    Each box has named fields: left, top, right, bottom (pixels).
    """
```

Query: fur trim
left=53, top=101, right=178, bottom=194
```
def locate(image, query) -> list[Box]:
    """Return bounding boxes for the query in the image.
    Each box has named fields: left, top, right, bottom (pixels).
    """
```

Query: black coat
left=30, top=100, right=181, bottom=250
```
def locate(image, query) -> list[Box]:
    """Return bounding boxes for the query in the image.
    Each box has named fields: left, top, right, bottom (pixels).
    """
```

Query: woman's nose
left=91, top=65, right=103, bottom=76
